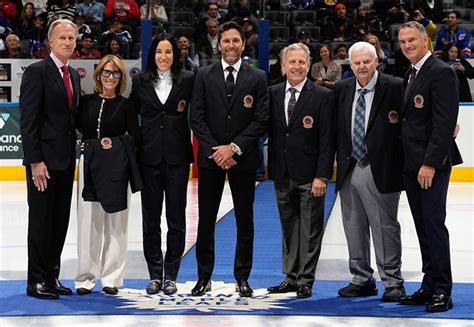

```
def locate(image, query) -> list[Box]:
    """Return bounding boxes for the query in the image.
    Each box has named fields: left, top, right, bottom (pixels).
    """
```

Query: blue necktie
left=352, top=88, right=368, bottom=161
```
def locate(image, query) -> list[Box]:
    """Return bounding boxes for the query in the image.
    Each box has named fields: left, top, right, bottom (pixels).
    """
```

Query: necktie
left=404, top=67, right=417, bottom=105
left=61, top=65, right=73, bottom=110
left=352, top=88, right=368, bottom=161
left=225, top=66, right=235, bottom=98
left=287, top=87, right=297, bottom=123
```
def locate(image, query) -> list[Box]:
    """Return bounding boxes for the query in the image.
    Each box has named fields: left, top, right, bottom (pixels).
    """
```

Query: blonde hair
left=93, top=55, right=128, bottom=95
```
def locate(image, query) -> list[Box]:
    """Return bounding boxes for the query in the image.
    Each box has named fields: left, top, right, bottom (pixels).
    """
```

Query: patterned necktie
left=352, top=88, right=369, bottom=161
left=61, top=65, right=73, bottom=110
left=404, top=67, right=417, bottom=105
left=225, top=66, right=235, bottom=98
left=287, top=87, right=297, bottom=123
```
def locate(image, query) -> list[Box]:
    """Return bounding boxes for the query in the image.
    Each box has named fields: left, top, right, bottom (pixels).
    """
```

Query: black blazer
left=402, top=55, right=460, bottom=172
left=268, top=79, right=334, bottom=184
left=20, top=56, right=81, bottom=170
left=130, top=70, right=194, bottom=166
left=190, top=62, right=269, bottom=171
left=334, top=72, right=404, bottom=194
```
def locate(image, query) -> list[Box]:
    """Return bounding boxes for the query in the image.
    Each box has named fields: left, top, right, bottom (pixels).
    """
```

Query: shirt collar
left=157, top=70, right=172, bottom=79
left=356, top=70, right=378, bottom=92
left=412, top=51, right=431, bottom=72
left=50, top=52, right=68, bottom=69
left=285, top=78, right=307, bottom=93
left=222, top=58, right=242, bottom=74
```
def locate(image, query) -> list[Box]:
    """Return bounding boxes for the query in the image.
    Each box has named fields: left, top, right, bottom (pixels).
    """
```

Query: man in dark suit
left=266, top=43, right=334, bottom=299
left=333, top=41, right=406, bottom=302
left=19, top=19, right=80, bottom=299
left=190, top=21, right=269, bottom=297
left=397, top=21, right=460, bottom=312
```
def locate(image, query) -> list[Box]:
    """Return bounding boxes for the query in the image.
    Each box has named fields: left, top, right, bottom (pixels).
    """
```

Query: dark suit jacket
left=268, top=79, right=334, bottom=184
left=190, top=62, right=269, bottom=171
left=20, top=56, right=80, bottom=170
left=334, top=72, right=405, bottom=194
left=130, top=70, right=194, bottom=166
left=402, top=55, right=460, bottom=172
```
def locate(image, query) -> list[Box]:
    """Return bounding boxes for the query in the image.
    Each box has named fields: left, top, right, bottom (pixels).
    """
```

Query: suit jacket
left=311, top=61, right=342, bottom=83
left=130, top=70, right=194, bottom=166
left=334, top=72, right=404, bottom=194
left=190, top=62, right=269, bottom=171
left=268, top=79, right=334, bottom=184
left=20, top=56, right=80, bottom=170
left=402, top=55, right=460, bottom=172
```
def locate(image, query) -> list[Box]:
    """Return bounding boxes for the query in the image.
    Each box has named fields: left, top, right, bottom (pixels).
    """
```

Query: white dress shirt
left=284, top=78, right=306, bottom=125
left=154, top=70, right=172, bottom=104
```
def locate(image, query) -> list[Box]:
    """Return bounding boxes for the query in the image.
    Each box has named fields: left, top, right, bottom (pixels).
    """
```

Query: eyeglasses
left=101, top=70, right=122, bottom=78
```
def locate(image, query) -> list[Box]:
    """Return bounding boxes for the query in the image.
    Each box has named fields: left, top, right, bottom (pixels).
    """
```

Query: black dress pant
left=141, top=162, right=189, bottom=281
left=403, top=166, right=452, bottom=295
left=26, top=163, right=75, bottom=285
left=196, top=168, right=256, bottom=281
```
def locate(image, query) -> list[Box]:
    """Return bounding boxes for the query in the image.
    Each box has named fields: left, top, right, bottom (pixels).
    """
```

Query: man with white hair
left=333, top=41, right=406, bottom=302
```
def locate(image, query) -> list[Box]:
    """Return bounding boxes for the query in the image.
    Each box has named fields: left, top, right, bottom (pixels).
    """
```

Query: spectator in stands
left=0, top=0, right=17, bottom=24
left=335, top=44, right=348, bottom=60
left=99, top=20, right=132, bottom=48
left=323, top=3, right=353, bottom=42
left=196, top=17, right=219, bottom=62
left=435, top=10, right=471, bottom=59
left=198, top=2, right=223, bottom=25
left=178, top=35, right=199, bottom=72
left=32, top=35, right=49, bottom=58
left=242, top=17, right=257, bottom=58
left=365, top=33, right=389, bottom=72
left=76, top=0, right=104, bottom=25
left=385, top=1, right=409, bottom=27
left=24, top=12, right=46, bottom=50
left=72, top=33, right=101, bottom=59
left=29, top=0, right=47, bottom=16
left=287, top=0, right=314, bottom=10
left=140, top=0, right=167, bottom=27
left=296, top=30, right=316, bottom=61
left=410, top=8, right=436, bottom=54
left=352, top=4, right=383, bottom=39
left=16, top=2, right=35, bottom=39
left=74, top=14, right=91, bottom=41
left=104, top=0, right=140, bottom=27
left=103, top=38, right=124, bottom=59
left=311, top=43, right=341, bottom=89
left=0, top=33, right=29, bottom=57
left=441, top=42, right=474, bottom=102
left=0, top=16, right=13, bottom=50
left=47, top=0, right=76, bottom=27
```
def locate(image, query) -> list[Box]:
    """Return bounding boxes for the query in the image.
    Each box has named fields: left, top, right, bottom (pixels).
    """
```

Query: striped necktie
left=352, top=88, right=368, bottom=161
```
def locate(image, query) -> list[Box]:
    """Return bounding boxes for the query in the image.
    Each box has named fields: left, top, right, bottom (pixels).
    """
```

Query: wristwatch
left=230, top=143, right=239, bottom=154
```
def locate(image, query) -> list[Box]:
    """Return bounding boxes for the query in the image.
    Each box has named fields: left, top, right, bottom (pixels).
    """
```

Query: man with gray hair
left=20, top=19, right=80, bottom=299
left=266, top=43, right=334, bottom=298
left=333, top=41, right=406, bottom=302
left=397, top=21, right=460, bottom=312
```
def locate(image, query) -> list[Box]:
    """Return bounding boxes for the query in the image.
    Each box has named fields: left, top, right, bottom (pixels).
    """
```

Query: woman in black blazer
left=441, top=42, right=474, bottom=102
left=130, top=33, right=194, bottom=296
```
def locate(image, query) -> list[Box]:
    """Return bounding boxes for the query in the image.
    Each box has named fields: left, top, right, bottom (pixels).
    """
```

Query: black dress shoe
left=26, top=283, right=59, bottom=299
left=163, top=280, right=177, bottom=295
left=146, top=280, right=162, bottom=295
left=191, top=279, right=211, bottom=296
left=426, top=294, right=453, bottom=312
left=382, top=286, right=406, bottom=302
left=49, top=279, right=72, bottom=295
left=76, top=288, right=91, bottom=295
left=338, top=282, right=378, bottom=297
left=103, top=287, right=118, bottom=295
left=235, top=280, right=253, bottom=297
left=267, top=281, right=297, bottom=293
left=399, top=289, right=433, bottom=305
left=296, top=284, right=312, bottom=298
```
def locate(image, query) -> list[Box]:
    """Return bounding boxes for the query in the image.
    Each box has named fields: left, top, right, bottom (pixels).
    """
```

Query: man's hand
left=31, top=161, right=50, bottom=192
left=311, top=178, right=327, bottom=197
left=418, top=165, right=435, bottom=189
left=220, top=158, right=237, bottom=170
left=211, top=144, right=234, bottom=166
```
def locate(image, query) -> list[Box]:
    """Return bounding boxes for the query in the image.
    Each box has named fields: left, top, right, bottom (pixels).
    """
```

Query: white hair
left=348, top=41, right=377, bottom=63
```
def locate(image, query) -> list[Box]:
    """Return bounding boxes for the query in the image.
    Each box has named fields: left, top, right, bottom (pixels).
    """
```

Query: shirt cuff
left=231, top=142, right=242, bottom=155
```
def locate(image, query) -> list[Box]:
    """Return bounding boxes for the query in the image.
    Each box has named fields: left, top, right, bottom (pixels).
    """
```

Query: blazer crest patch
left=388, top=110, right=399, bottom=124
left=303, top=115, right=314, bottom=129
left=414, top=95, right=424, bottom=108
left=101, top=137, right=112, bottom=150
left=243, top=95, right=253, bottom=108
left=177, top=100, right=186, bottom=112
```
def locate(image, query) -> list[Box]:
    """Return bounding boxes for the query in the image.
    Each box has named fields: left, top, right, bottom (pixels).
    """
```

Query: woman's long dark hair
left=142, top=33, right=181, bottom=83
left=441, top=42, right=462, bottom=62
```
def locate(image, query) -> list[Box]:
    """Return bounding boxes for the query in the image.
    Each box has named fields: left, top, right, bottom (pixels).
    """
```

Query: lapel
left=275, top=82, right=287, bottom=130
left=344, top=78, right=357, bottom=140
left=211, top=62, right=228, bottom=108
left=288, top=79, right=312, bottom=129
left=403, top=55, right=433, bottom=112
left=317, top=62, right=326, bottom=79
left=229, top=63, right=250, bottom=110
left=46, top=56, right=69, bottom=111
left=70, top=68, right=81, bottom=115
left=144, top=78, right=163, bottom=108
left=366, top=74, right=388, bottom=134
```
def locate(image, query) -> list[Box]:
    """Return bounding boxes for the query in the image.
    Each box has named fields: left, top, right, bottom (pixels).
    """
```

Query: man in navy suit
left=333, top=42, right=406, bottom=302
left=20, top=19, right=81, bottom=299
left=397, top=21, right=459, bottom=312
left=266, top=43, right=334, bottom=299
left=190, top=21, right=269, bottom=297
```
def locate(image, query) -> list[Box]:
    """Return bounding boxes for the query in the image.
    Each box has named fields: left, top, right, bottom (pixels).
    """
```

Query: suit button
left=68, top=131, right=71, bottom=135
left=346, top=157, right=350, bottom=160
left=286, top=133, right=289, bottom=136
left=160, top=125, right=163, bottom=129
left=283, top=149, right=286, bottom=153
left=227, top=115, right=231, bottom=119
left=403, top=118, right=406, bottom=122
